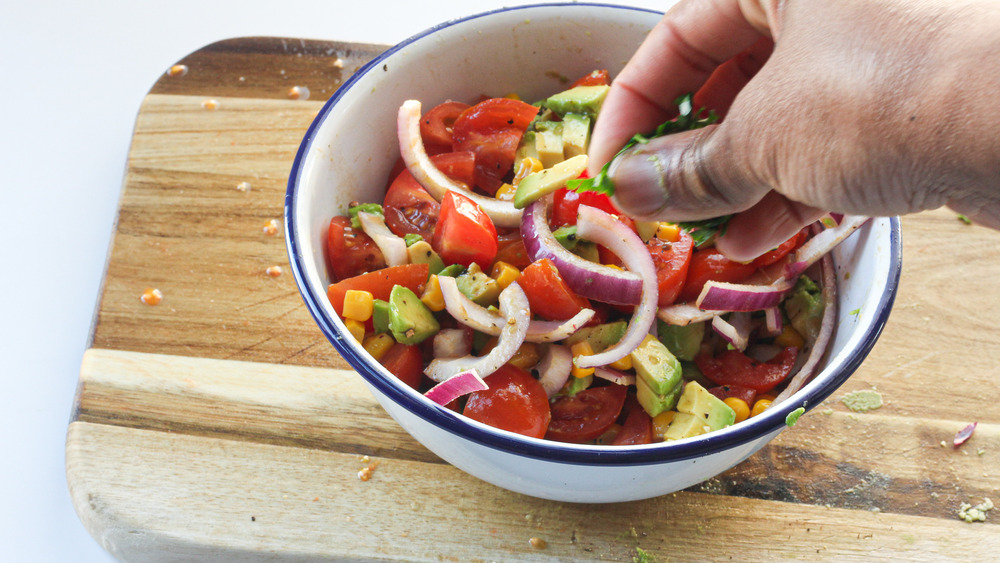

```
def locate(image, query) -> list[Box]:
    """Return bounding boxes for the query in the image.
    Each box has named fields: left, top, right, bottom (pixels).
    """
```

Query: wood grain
left=68, top=37, right=1000, bottom=560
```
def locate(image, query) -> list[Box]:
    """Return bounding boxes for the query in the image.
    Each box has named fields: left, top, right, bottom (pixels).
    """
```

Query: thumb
left=606, top=124, right=769, bottom=223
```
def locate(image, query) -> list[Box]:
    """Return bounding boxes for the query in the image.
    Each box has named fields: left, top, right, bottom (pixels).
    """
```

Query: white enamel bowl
left=285, top=3, right=902, bottom=503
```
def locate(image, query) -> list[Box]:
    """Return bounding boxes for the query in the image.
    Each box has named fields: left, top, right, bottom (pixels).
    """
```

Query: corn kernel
left=655, top=223, right=682, bottom=243
left=774, top=325, right=805, bottom=349
left=652, top=411, right=677, bottom=440
left=604, top=263, right=624, bottom=271
left=495, top=182, right=518, bottom=202
left=342, top=289, right=374, bottom=322
left=512, top=157, right=544, bottom=186
left=490, top=261, right=521, bottom=290
left=724, top=397, right=751, bottom=423
left=751, top=398, right=772, bottom=418
left=420, top=275, right=445, bottom=312
left=570, top=341, right=596, bottom=378
left=363, top=333, right=395, bottom=361
left=608, top=353, right=633, bottom=371
left=343, top=318, right=366, bottom=342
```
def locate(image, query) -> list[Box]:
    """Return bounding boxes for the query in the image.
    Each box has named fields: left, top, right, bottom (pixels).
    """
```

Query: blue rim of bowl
left=286, top=2, right=903, bottom=466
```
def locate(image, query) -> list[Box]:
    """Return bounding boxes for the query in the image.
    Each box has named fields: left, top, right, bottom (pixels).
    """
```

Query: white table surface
left=0, top=1, right=668, bottom=560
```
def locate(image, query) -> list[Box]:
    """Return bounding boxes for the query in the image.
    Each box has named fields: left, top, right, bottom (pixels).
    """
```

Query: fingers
left=715, top=192, right=827, bottom=262
left=588, top=0, right=767, bottom=173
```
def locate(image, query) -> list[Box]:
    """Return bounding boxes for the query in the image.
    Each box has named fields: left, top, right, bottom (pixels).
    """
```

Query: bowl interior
left=286, top=3, right=901, bottom=465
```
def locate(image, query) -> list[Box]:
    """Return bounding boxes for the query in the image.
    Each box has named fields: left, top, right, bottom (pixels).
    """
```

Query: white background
left=0, top=0, right=668, bottom=560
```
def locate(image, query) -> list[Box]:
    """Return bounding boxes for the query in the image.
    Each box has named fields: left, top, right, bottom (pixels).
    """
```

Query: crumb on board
left=140, top=287, right=163, bottom=305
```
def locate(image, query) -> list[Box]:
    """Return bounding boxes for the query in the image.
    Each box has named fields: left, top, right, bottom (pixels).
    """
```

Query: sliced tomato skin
left=695, top=346, right=798, bottom=393
left=326, top=263, right=429, bottom=317
left=432, top=191, right=498, bottom=270
left=519, top=258, right=591, bottom=321
left=421, top=101, right=471, bottom=148
left=545, top=384, right=628, bottom=443
left=451, top=98, right=538, bottom=194
left=493, top=231, right=532, bottom=270
left=677, top=248, right=758, bottom=303
left=648, top=231, right=694, bottom=307
left=551, top=187, right=620, bottom=227
left=570, top=69, right=610, bottom=87
left=463, top=364, right=551, bottom=439
left=379, top=343, right=424, bottom=391
left=707, top=384, right=758, bottom=406
left=326, top=215, right=386, bottom=282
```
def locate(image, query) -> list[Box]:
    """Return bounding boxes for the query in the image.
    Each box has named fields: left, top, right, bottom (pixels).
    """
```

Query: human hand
left=589, top=0, right=1000, bottom=261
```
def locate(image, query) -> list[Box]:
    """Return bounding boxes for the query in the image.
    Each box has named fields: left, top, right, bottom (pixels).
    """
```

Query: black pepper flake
left=251, top=516, right=256, bottom=522
left=383, top=64, right=388, bottom=71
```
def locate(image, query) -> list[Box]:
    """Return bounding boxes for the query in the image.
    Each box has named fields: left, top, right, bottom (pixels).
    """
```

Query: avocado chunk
left=557, top=373, right=593, bottom=398
left=455, top=263, right=501, bottom=306
left=785, top=275, right=824, bottom=342
left=513, top=154, right=588, bottom=209
left=372, top=299, right=391, bottom=334
left=388, top=285, right=440, bottom=345
left=571, top=241, right=600, bottom=263
left=552, top=225, right=579, bottom=250
left=514, top=131, right=539, bottom=171
left=630, top=334, right=683, bottom=396
left=406, top=240, right=445, bottom=275
left=436, top=263, right=465, bottom=278
left=560, top=113, right=591, bottom=158
left=545, top=85, right=610, bottom=118
left=664, top=381, right=736, bottom=440
left=534, top=125, right=564, bottom=168
left=563, top=320, right=627, bottom=352
left=636, top=375, right=682, bottom=417
left=657, top=320, right=706, bottom=362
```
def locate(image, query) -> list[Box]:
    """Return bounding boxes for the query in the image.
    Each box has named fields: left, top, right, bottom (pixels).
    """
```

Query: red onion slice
left=594, top=366, right=636, bottom=386
left=437, top=275, right=594, bottom=342
left=696, top=278, right=797, bottom=312
left=397, top=100, right=522, bottom=228
left=521, top=198, right=642, bottom=306
left=657, top=304, right=718, bottom=326
left=954, top=422, right=977, bottom=448
left=424, top=281, right=531, bottom=382
left=785, top=215, right=869, bottom=280
left=763, top=306, right=783, bottom=337
left=535, top=344, right=573, bottom=398
left=356, top=211, right=408, bottom=267
left=433, top=328, right=473, bottom=359
left=712, top=313, right=751, bottom=352
left=573, top=205, right=659, bottom=368
left=774, top=253, right=838, bottom=404
left=424, top=369, right=489, bottom=406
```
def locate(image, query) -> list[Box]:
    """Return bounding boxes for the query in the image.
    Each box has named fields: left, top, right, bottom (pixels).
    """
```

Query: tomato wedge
left=420, top=100, right=471, bottom=150
left=326, top=263, right=429, bottom=317
left=379, top=343, right=424, bottom=391
left=750, top=229, right=808, bottom=268
left=610, top=402, right=653, bottom=445
left=570, top=69, right=610, bottom=88
left=493, top=231, right=532, bottom=270
left=677, top=248, right=758, bottom=303
left=519, top=258, right=590, bottom=321
left=463, top=364, right=551, bottom=439
left=551, top=187, right=621, bottom=227
left=706, top=384, right=758, bottom=406
left=326, top=215, right=386, bottom=282
left=432, top=191, right=498, bottom=269
left=695, top=346, right=798, bottom=393
left=451, top=98, right=538, bottom=194
left=545, top=384, right=628, bottom=443
left=648, top=230, right=694, bottom=307
left=383, top=152, right=475, bottom=240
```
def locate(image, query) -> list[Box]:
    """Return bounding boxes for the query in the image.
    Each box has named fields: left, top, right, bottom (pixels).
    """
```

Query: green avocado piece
left=372, top=299, right=391, bottom=334
left=513, top=154, right=588, bottom=209
left=560, top=113, right=591, bottom=158
left=552, top=225, right=579, bottom=250
left=571, top=241, right=600, bottom=263
left=657, top=320, right=706, bottom=362
left=785, top=275, right=824, bottom=342
left=436, top=264, right=465, bottom=278
left=534, top=125, right=564, bottom=168
left=455, top=263, right=500, bottom=306
left=563, top=320, right=628, bottom=353
left=406, top=240, right=445, bottom=275
left=636, top=375, right=682, bottom=418
left=558, top=373, right=593, bottom=398
left=514, top=131, right=539, bottom=171
left=630, top=335, right=683, bottom=396
left=545, top=85, right=610, bottom=118
left=664, top=381, right=736, bottom=440
left=388, top=285, right=440, bottom=345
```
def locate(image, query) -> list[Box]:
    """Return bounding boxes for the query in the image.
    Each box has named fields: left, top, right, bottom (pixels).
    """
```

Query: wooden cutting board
left=67, top=37, right=1000, bottom=561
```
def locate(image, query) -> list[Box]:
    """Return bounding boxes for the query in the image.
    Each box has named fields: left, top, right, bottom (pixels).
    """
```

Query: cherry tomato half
left=648, top=230, right=694, bottom=307
left=420, top=100, right=471, bottom=149
left=570, top=69, right=610, bottom=88
left=551, top=187, right=621, bottom=227
left=519, top=258, right=590, bottom=321
left=463, top=364, right=551, bottom=439
left=610, top=402, right=653, bottom=446
left=677, top=248, right=757, bottom=303
left=432, top=191, right=498, bottom=270
left=750, top=229, right=808, bottom=268
left=695, top=346, right=798, bottom=393
left=545, top=384, right=628, bottom=443
left=326, top=215, right=386, bottom=282
left=326, top=263, right=429, bottom=317
left=383, top=152, right=475, bottom=240
left=451, top=98, right=538, bottom=194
